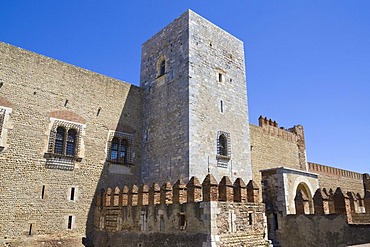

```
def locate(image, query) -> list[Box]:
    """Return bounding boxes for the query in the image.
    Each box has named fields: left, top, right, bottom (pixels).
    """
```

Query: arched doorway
left=296, top=182, right=314, bottom=214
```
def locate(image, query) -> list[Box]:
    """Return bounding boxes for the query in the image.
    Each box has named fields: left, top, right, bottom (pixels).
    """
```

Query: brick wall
left=308, top=162, right=364, bottom=196
left=250, top=117, right=306, bottom=190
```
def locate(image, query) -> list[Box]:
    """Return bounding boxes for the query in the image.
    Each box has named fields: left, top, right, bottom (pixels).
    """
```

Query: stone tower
left=140, top=10, right=252, bottom=184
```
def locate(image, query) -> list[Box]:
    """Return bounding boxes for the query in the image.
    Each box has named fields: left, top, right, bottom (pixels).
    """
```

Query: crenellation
left=218, top=176, right=234, bottom=202
left=138, top=184, right=150, bottom=206
left=149, top=183, right=161, bottom=205
left=173, top=179, right=187, bottom=204
left=186, top=176, right=202, bottom=202
left=202, top=174, right=219, bottom=202
left=233, top=178, right=247, bottom=203
left=160, top=182, right=173, bottom=205
left=294, top=190, right=310, bottom=215
left=313, top=188, right=330, bottom=215
left=128, top=184, right=139, bottom=206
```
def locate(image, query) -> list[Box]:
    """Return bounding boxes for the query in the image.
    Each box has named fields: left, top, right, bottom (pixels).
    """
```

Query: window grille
left=107, top=131, right=134, bottom=165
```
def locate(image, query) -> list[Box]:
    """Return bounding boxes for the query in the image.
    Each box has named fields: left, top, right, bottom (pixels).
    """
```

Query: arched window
left=218, top=134, right=227, bottom=156
left=119, top=140, right=127, bottom=163
left=55, top=127, right=65, bottom=154
left=66, top=129, right=77, bottom=156
left=110, top=137, right=119, bottom=161
left=159, top=59, right=166, bottom=76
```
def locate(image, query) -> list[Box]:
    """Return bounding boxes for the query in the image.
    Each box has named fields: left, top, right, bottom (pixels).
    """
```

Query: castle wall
left=0, top=42, right=142, bottom=245
left=276, top=214, right=370, bottom=247
left=92, top=175, right=267, bottom=247
left=308, top=162, right=364, bottom=196
left=250, top=117, right=307, bottom=188
left=188, top=11, right=252, bottom=182
left=93, top=201, right=266, bottom=247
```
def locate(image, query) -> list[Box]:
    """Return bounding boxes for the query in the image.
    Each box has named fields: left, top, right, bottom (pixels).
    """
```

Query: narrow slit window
left=218, top=73, right=223, bottom=82
left=68, top=216, right=73, bottom=229
left=41, top=185, right=45, bottom=199
left=70, top=187, right=75, bottom=201
left=29, top=224, right=32, bottom=235
left=248, top=213, right=253, bottom=225
left=220, top=100, right=223, bottom=113
left=159, top=60, right=166, bottom=76
left=179, top=214, right=186, bottom=230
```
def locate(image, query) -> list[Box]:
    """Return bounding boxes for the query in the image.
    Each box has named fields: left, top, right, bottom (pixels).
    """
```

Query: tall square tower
left=140, top=10, right=252, bottom=184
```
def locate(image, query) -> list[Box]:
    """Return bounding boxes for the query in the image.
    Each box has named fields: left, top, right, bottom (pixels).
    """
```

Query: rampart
left=92, top=174, right=268, bottom=247
left=308, top=162, right=365, bottom=196
left=275, top=187, right=370, bottom=247
left=250, top=116, right=307, bottom=194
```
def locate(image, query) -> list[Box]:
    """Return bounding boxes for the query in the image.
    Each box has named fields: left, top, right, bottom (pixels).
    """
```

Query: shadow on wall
left=83, top=86, right=142, bottom=246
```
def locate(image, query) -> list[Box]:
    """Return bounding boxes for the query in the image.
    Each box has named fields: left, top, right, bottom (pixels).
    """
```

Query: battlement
left=308, top=162, right=363, bottom=180
left=93, top=174, right=267, bottom=246
left=257, top=115, right=302, bottom=143
left=96, top=174, right=260, bottom=207
left=294, top=187, right=370, bottom=224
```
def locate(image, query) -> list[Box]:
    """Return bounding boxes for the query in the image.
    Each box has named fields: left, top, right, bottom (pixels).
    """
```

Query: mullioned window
left=45, top=120, right=83, bottom=170
left=107, top=131, right=134, bottom=165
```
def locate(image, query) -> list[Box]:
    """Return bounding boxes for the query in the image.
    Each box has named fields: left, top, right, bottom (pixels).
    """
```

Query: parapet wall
left=277, top=187, right=370, bottom=247
left=93, top=174, right=268, bottom=247
left=294, top=187, right=370, bottom=224
left=308, top=162, right=364, bottom=196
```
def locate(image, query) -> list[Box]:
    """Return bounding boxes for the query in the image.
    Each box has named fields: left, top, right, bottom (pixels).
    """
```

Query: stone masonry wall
left=188, top=10, right=252, bottom=182
left=93, top=174, right=267, bottom=247
left=0, top=42, right=142, bottom=246
left=140, top=10, right=190, bottom=184
left=308, top=162, right=364, bottom=196
left=277, top=214, right=370, bottom=247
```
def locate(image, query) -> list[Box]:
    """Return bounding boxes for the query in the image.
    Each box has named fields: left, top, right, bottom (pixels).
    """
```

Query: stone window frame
left=156, top=55, right=167, bottom=78
left=0, top=108, right=5, bottom=137
left=216, top=131, right=231, bottom=160
left=0, top=106, right=12, bottom=152
left=44, top=119, right=84, bottom=170
left=106, top=131, right=134, bottom=165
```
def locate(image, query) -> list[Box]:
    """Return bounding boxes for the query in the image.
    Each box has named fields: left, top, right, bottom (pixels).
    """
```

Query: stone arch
left=292, top=177, right=316, bottom=214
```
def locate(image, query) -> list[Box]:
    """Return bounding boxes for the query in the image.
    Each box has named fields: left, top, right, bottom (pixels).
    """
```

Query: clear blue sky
left=1, top=1, right=369, bottom=173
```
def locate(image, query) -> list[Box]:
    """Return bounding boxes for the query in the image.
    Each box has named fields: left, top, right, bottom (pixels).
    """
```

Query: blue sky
left=1, top=1, right=369, bottom=173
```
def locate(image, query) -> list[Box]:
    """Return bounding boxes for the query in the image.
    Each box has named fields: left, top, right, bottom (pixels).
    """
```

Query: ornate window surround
left=0, top=106, right=12, bottom=152
left=44, top=118, right=85, bottom=170
left=106, top=131, right=134, bottom=165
